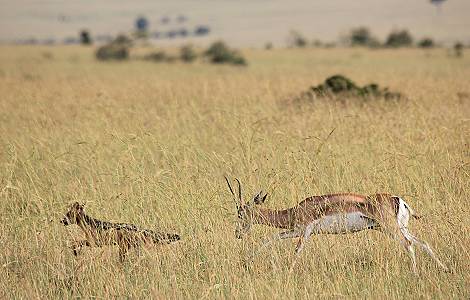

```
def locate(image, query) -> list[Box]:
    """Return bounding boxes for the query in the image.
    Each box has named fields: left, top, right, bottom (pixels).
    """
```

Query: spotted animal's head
left=60, top=202, right=85, bottom=226
left=224, top=177, right=267, bottom=239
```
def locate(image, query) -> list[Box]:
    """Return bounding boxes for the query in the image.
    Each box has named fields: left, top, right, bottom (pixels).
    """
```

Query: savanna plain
left=0, top=46, right=469, bottom=299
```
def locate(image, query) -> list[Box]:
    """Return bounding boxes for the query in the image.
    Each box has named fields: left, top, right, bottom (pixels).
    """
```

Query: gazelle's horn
left=235, top=178, right=243, bottom=204
left=224, top=176, right=239, bottom=207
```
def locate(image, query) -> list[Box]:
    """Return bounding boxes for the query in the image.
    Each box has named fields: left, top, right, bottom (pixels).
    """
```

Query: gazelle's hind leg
left=396, top=198, right=448, bottom=272
left=400, top=228, right=448, bottom=272
left=383, top=225, right=418, bottom=274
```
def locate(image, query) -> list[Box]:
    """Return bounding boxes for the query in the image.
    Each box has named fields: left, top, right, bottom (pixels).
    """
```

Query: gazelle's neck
left=252, top=207, right=294, bottom=229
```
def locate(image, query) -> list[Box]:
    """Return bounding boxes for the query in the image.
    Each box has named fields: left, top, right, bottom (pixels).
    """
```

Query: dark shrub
left=95, top=35, right=132, bottom=61
left=96, top=45, right=128, bottom=61
left=287, top=31, right=307, bottom=48
left=144, top=51, right=168, bottom=62
left=312, top=39, right=323, bottom=47
left=418, top=38, right=435, bottom=48
left=347, top=27, right=380, bottom=47
left=80, top=30, right=92, bottom=45
left=113, top=35, right=133, bottom=47
left=180, top=45, right=197, bottom=62
left=385, top=30, right=413, bottom=47
left=265, top=42, right=273, bottom=50
left=204, top=41, right=247, bottom=65
left=454, top=42, right=464, bottom=57
left=300, top=74, right=402, bottom=101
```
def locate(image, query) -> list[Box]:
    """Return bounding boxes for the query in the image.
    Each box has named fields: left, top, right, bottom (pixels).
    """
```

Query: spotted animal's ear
left=253, top=191, right=268, bottom=205
left=71, top=202, right=84, bottom=211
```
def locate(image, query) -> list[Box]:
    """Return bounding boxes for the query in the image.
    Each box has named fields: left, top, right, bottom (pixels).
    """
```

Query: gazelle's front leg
left=295, top=223, right=315, bottom=254
left=250, top=230, right=302, bottom=261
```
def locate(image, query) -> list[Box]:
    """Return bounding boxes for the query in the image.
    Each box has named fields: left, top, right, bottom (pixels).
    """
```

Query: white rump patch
left=396, top=196, right=413, bottom=240
left=396, top=197, right=411, bottom=230
left=308, top=212, right=377, bottom=235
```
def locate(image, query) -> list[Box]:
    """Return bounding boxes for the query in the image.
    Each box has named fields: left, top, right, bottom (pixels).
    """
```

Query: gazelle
left=60, top=202, right=181, bottom=261
left=225, top=177, right=448, bottom=273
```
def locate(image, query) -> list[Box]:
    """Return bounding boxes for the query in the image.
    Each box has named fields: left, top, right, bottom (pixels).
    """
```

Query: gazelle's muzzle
left=60, top=217, right=70, bottom=225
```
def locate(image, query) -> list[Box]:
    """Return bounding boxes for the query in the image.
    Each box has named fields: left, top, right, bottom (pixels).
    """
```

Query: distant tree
left=265, top=42, right=273, bottom=50
left=194, top=26, right=210, bottom=36
left=346, top=27, right=380, bottom=47
left=385, top=30, right=413, bottom=47
left=136, top=16, right=149, bottom=32
left=418, top=38, right=435, bottom=48
left=287, top=31, right=307, bottom=48
left=80, top=30, right=92, bottom=45
left=135, top=16, right=149, bottom=38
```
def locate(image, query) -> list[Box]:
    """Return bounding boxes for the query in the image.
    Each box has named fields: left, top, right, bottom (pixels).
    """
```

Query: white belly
left=309, top=212, right=376, bottom=234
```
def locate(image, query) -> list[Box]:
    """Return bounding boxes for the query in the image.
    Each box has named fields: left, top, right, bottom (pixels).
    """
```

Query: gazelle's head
left=224, top=177, right=267, bottom=239
left=60, top=202, right=85, bottom=225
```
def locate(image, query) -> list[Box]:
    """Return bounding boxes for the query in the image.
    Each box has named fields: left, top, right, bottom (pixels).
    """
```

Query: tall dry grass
left=0, top=46, right=469, bottom=299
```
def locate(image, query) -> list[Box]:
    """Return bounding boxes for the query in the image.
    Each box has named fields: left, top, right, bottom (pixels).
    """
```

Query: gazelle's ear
left=261, top=192, right=268, bottom=203
left=253, top=191, right=268, bottom=205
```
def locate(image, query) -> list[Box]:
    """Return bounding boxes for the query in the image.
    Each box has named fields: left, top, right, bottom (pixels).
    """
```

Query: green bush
left=96, top=45, right=128, bottom=61
left=204, top=41, right=247, bottom=66
left=95, top=35, right=133, bottom=61
left=347, top=27, right=381, bottom=47
left=454, top=42, right=464, bottom=57
left=385, top=30, right=413, bottom=48
left=287, top=31, right=307, bottom=48
left=180, top=45, right=197, bottom=63
left=300, top=74, right=403, bottom=101
left=418, top=38, right=435, bottom=48
left=80, top=30, right=92, bottom=45
left=144, top=51, right=168, bottom=62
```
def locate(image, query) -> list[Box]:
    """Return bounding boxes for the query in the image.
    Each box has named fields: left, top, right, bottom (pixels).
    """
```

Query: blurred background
left=1, top=0, right=469, bottom=47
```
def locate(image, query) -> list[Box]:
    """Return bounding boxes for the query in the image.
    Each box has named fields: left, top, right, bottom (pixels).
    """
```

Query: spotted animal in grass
left=61, top=202, right=180, bottom=261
